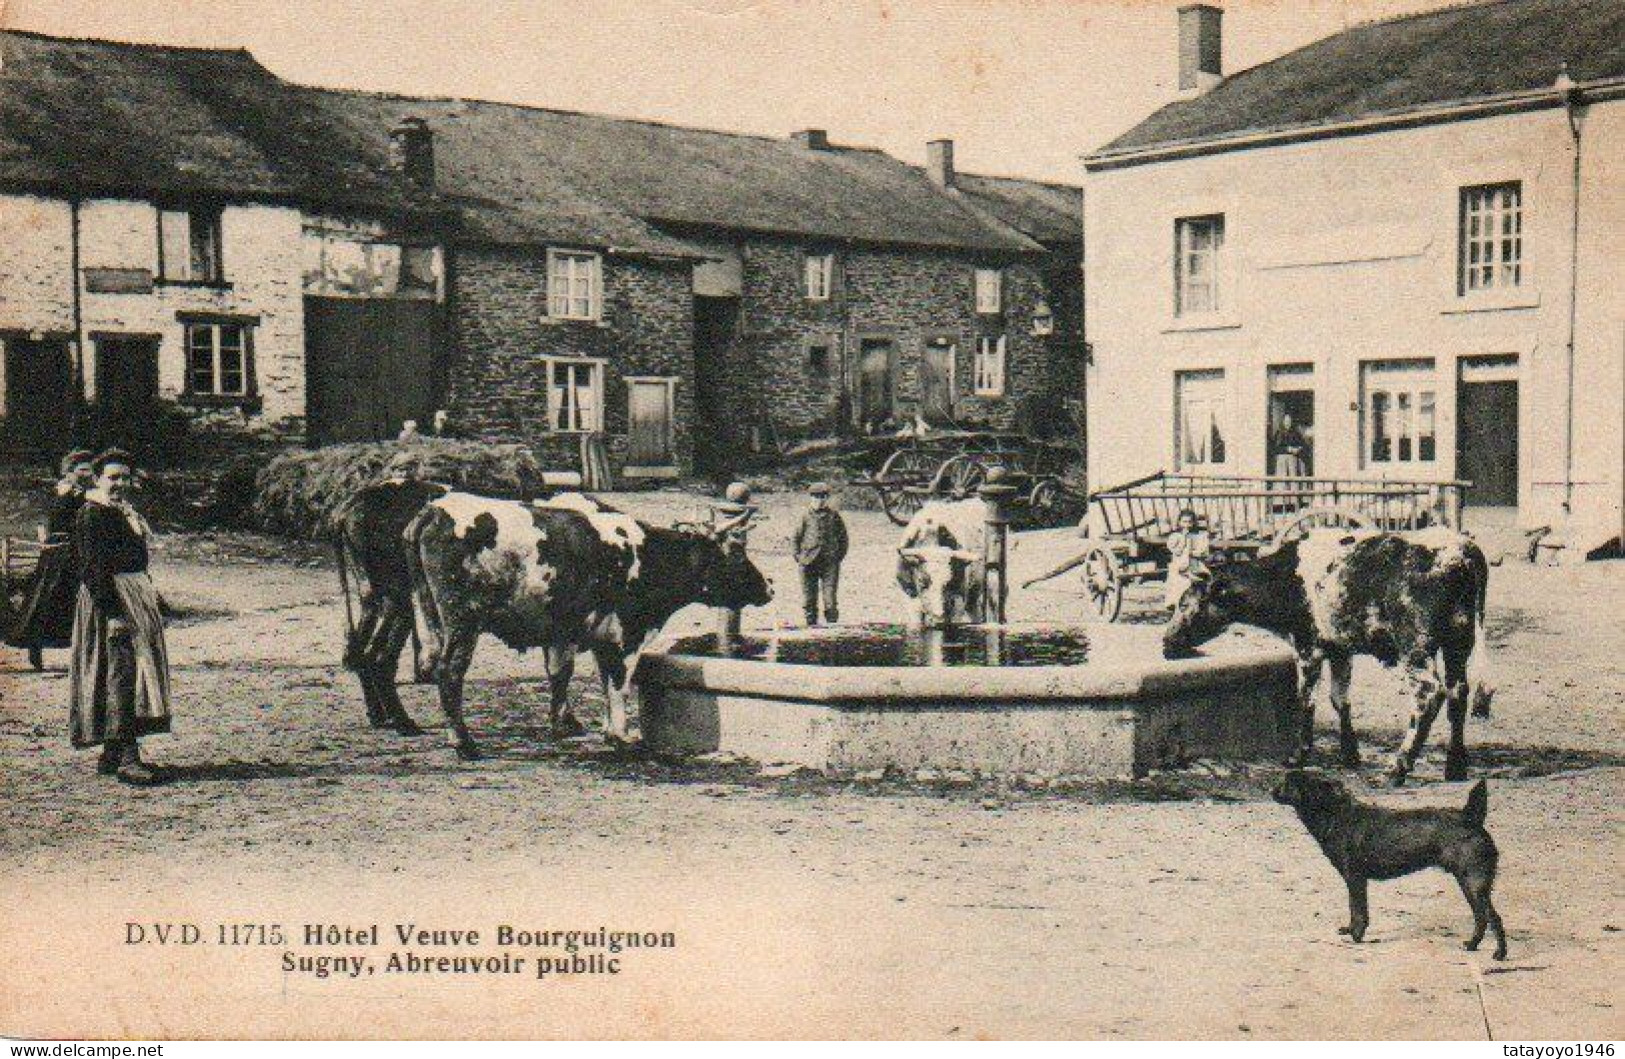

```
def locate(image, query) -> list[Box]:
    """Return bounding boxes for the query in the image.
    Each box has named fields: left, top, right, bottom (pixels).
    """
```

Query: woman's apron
left=68, top=573, right=171, bottom=747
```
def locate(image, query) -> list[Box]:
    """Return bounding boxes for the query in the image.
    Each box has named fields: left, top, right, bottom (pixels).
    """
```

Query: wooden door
left=627, top=378, right=675, bottom=468
left=2, top=337, right=73, bottom=453
left=856, top=339, right=895, bottom=431
left=920, top=339, right=956, bottom=425
left=1457, top=380, right=1518, bottom=506
left=95, top=337, right=160, bottom=424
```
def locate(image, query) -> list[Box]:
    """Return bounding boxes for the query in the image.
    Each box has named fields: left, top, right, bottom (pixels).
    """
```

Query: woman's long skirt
left=5, top=538, right=77, bottom=649
left=68, top=574, right=172, bottom=748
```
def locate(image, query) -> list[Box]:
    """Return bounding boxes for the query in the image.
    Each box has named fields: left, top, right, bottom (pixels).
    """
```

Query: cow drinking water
left=895, top=499, right=988, bottom=628
left=1162, top=527, right=1494, bottom=785
left=405, top=492, right=772, bottom=759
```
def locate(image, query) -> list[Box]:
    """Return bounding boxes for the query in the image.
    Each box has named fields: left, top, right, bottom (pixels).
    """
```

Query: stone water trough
left=635, top=623, right=1298, bottom=777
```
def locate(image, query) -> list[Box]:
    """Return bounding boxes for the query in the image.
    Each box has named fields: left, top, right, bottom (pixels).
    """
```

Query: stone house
left=0, top=30, right=1082, bottom=480
left=0, top=32, right=449, bottom=460
left=1083, top=0, right=1623, bottom=556
left=307, top=95, right=1083, bottom=477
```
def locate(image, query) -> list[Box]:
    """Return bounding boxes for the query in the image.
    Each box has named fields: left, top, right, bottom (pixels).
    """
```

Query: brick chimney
left=926, top=139, right=955, bottom=188
left=389, top=116, right=435, bottom=188
left=1178, top=4, right=1223, bottom=96
left=791, top=128, right=830, bottom=151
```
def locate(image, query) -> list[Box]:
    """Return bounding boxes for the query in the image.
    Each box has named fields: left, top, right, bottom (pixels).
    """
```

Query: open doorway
left=1266, top=364, right=1315, bottom=476
left=855, top=337, right=896, bottom=434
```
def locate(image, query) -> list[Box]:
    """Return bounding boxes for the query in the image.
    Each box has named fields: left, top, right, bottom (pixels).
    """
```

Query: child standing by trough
left=792, top=482, right=848, bottom=626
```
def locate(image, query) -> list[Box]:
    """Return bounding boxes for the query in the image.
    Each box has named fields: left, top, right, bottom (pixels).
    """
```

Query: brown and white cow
left=405, top=492, right=772, bottom=759
left=895, top=499, right=988, bottom=628
left=1162, top=527, right=1494, bottom=785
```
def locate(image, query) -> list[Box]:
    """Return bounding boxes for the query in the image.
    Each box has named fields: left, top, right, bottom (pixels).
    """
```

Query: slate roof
left=1094, top=0, right=1625, bottom=161
left=0, top=29, right=1074, bottom=258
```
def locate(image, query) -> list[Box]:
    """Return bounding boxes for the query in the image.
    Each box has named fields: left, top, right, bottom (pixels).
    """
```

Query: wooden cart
left=1041, top=472, right=1469, bottom=621
left=860, top=432, right=1083, bottom=527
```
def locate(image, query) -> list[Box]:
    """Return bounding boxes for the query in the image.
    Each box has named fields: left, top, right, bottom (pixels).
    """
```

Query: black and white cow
left=405, top=491, right=772, bottom=759
left=1162, top=527, right=1494, bottom=785
left=895, top=500, right=988, bottom=627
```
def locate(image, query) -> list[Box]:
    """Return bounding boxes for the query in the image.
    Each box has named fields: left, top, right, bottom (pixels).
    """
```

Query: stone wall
left=732, top=236, right=1081, bottom=444
left=447, top=246, right=696, bottom=474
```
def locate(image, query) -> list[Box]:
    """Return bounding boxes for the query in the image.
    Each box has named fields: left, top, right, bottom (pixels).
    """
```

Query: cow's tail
left=1461, top=779, right=1489, bottom=828
left=1466, top=543, right=1495, bottom=718
left=402, top=506, right=444, bottom=680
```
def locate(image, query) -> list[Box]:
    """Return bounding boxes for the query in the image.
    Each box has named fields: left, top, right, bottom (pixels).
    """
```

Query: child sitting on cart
left=1164, top=507, right=1211, bottom=608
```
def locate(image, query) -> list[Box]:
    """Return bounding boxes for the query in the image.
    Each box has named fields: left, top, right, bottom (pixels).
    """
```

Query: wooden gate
left=304, top=298, right=445, bottom=445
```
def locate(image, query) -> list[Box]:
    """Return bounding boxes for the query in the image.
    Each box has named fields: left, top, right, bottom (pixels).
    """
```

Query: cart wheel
left=878, top=448, right=936, bottom=526
left=1080, top=545, right=1124, bottom=622
left=937, top=455, right=988, bottom=500
left=1027, top=476, right=1064, bottom=526
left=28, top=645, right=44, bottom=671
left=1269, top=506, right=1373, bottom=549
left=880, top=488, right=929, bottom=526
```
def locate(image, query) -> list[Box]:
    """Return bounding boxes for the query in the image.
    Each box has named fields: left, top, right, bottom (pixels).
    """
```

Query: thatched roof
left=0, top=30, right=441, bottom=221
left=1, top=29, right=1073, bottom=258
left=1095, top=0, right=1625, bottom=161
left=952, top=173, right=1081, bottom=249
left=305, top=89, right=1049, bottom=256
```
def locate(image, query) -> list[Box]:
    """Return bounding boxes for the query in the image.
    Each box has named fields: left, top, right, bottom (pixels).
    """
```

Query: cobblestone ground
left=0, top=490, right=1619, bottom=1039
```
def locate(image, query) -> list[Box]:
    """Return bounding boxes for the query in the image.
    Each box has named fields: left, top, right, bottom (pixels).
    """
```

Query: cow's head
left=690, top=529, right=773, bottom=610
left=897, top=545, right=980, bottom=628
left=1161, top=567, right=1240, bottom=658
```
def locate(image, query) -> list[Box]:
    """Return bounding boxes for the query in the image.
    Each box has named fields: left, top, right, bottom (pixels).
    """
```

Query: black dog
left=1273, top=771, right=1507, bottom=960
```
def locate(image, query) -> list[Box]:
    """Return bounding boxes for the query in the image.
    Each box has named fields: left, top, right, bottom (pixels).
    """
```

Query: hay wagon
left=1039, top=472, right=1469, bottom=621
left=861, top=431, right=1082, bottom=527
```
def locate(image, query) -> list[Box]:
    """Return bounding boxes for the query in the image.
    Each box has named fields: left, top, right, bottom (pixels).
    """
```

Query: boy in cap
left=792, top=482, right=848, bottom=626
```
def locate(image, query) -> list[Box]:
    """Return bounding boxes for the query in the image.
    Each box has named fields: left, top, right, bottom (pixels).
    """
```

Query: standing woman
left=6, top=450, right=95, bottom=669
left=69, top=449, right=171, bottom=785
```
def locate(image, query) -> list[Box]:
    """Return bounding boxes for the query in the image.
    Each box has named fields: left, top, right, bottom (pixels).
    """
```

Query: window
left=1458, top=182, right=1522, bottom=295
left=1175, top=369, right=1228, bottom=468
left=1362, top=361, right=1437, bottom=465
left=159, top=207, right=223, bottom=284
left=184, top=321, right=250, bottom=397
left=974, top=268, right=1003, bottom=314
left=1175, top=214, right=1224, bottom=315
left=544, top=358, right=604, bottom=432
left=974, top=335, right=1007, bottom=396
left=547, top=250, right=602, bottom=320
left=804, top=253, right=836, bottom=301
left=806, top=342, right=832, bottom=378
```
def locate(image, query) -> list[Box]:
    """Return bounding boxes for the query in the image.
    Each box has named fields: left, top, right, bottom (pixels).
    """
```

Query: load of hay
left=254, top=439, right=546, bottom=539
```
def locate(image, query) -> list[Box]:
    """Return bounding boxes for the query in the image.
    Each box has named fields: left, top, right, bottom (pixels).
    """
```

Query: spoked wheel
left=1269, top=505, right=1374, bottom=549
left=878, top=447, right=936, bottom=526
left=1026, top=476, right=1067, bottom=527
left=1080, top=544, right=1124, bottom=622
left=936, top=455, right=989, bottom=500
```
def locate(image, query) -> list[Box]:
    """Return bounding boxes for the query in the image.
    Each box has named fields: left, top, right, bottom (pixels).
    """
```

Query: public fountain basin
left=635, top=624, right=1299, bottom=777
